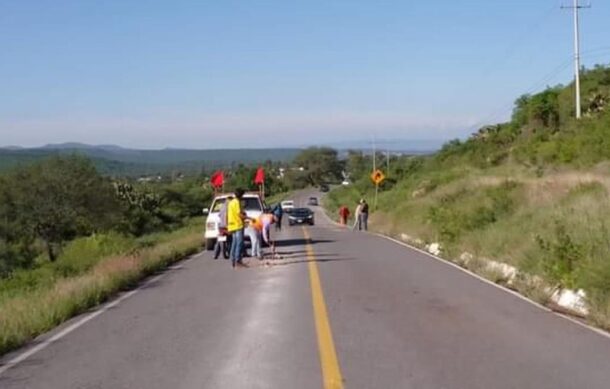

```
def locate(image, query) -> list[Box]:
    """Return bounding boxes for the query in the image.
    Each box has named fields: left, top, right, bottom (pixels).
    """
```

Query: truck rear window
left=242, top=197, right=262, bottom=211
left=210, top=196, right=261, bottom=213
left=211, top=198, right=226, bottom=212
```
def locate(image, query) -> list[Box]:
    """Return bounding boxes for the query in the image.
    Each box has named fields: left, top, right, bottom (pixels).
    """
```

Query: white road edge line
left=318, top=204, right=610, bottom=341
left=373, top=234, right=610, bottom=340
left=0, top=254, right=200, bottom=377
left=373, top=233, right=552, bottom=312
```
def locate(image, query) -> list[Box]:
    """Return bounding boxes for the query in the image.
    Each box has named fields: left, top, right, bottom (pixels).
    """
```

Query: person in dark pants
left=214, top=231, right=232, bottom=259
left=273, top=203, right=283, bottom=231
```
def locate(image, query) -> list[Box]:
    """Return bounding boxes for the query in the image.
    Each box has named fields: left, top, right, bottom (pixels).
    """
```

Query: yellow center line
left=303, top=227, right=345, bottom=389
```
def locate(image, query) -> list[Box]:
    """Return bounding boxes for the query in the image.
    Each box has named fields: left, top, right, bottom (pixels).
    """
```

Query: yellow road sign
left=370, top=169, right=385, bottom=185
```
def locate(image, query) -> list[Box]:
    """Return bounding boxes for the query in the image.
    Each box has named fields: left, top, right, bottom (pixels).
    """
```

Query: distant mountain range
left=0, top=141, right=440, bottom=176
left=38, top=142, right=129, bottom=152
left=0, top=143, right=302, bottom=177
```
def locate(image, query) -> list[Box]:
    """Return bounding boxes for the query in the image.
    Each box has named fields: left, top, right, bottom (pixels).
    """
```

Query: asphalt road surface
left=2, top=190, right=610, bottom=388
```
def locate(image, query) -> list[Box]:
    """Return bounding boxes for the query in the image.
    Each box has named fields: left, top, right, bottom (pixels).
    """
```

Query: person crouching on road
left=245, top=217, right=262, bottom=259
left=228, top=188, right=247, bottom=267
left=259, top=212, right=277, bottom=258
left=245, top=212, right=276, bottom=260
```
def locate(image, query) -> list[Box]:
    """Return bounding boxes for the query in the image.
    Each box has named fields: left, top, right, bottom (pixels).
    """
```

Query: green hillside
left=438, top=64, right=610, bottom=167
left=327, top=64, right=610, bottom=328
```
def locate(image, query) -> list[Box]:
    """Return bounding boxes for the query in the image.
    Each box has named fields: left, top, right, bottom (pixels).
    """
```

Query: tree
left=512, top=94, right=531, bottom=128
left=529, top=88, right=561, bottom=129
left=114, top=181, right=165, bottom=236
left=293, top=147, right=343, bottom=186
left=2, top=156, right=120, bottom=261
left=0, top=175, right=37, bottom=275
left=345, top=150, right=369, bottom=179
left=283, top=169, right=310, bottom=190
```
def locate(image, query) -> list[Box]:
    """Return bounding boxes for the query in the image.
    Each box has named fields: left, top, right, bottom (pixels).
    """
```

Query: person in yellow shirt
left=227, top=188, right=246, bottom=267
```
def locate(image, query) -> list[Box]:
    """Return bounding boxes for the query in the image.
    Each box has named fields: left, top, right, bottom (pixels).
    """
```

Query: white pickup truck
left=203, top=192, right=267, bottom=250
left=280, top=200, right=295, bottom=213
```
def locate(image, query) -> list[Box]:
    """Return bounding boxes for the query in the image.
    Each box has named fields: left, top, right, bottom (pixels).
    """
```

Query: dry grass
left=327, top=165, right=610, bottom=328
left=0, top=228, right=202, bottom=355
left=589, top=299, right=610, bottom=330
left=524, top=171, right=610, bottom=206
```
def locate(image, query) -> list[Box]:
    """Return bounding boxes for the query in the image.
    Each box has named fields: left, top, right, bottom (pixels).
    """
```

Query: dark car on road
left=307, top=197, right=319, bottom=206
left=319, top=184, right=329, bottom=192
left=288, top=207, right=315, bottom=226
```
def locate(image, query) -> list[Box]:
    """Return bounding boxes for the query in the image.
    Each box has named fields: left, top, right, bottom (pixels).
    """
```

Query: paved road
left=2, top=190, right=610, bottom=388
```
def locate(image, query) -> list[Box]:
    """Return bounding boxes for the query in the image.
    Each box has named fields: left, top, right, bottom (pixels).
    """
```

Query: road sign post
left=370, top=169, right=386, bottom=210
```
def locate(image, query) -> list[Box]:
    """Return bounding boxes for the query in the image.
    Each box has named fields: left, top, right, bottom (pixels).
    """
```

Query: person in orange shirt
left=259, top=213, right=276, bottom=247
left=246, top=212, right=277, bottom=259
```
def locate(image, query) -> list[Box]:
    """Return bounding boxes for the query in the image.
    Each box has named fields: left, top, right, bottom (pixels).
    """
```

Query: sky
left=1, top=0, right=609, bottom=149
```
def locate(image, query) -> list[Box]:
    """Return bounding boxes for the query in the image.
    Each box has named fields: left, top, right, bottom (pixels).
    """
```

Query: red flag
left=210, top=171, right=224, bottom=189
left=254, top=167, right=265, bottom=185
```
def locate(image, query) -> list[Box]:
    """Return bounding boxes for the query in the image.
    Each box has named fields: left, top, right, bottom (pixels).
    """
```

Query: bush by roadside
left=324, top=168, right=610, bottom=331
left=0, top=219, right=203, bottom=356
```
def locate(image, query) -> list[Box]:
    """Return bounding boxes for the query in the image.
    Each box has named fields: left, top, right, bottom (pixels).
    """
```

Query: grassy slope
left=326, top=65, right=610, bottom=329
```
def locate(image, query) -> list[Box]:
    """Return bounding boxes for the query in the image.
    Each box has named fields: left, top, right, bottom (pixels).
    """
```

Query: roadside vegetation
left=0, top=154, right=300, bottom=355
left=0, top=221, right=202, bottom=354
left=326, top=64, right=610, bottom=329
left=5, top=63, right=608, bottom=354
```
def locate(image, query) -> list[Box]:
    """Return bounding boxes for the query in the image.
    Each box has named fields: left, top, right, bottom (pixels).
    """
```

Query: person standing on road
left=273, top=203, right=283, bottom=231
left=213, top=196, right=232, bottom=260
left=359, top=199, right=369, bottom=231
left=352, top=201, right=362, bottom=230
left=227, top=188, right=246, bottom=267
left=339, top=205, right=350, bottom=225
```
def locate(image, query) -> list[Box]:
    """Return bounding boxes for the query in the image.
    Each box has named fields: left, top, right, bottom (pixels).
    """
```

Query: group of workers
left=338, top=198, right=369, bottom=231
left=214, top=190, right=368, bottom=267
left=214, top=188, right=277, bottom=267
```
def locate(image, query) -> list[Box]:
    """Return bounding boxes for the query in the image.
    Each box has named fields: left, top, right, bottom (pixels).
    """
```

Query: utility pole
left=372, top=136, right=376, bottom=172
left=386, top=148, right=390, bottom=177
left=562, top=0, right=590, bottom=119
left=372, top=136, right=378, bottom=210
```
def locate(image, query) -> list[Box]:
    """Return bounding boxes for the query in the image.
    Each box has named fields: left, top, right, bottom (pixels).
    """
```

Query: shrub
left=534, top=221, right=584, bottom=289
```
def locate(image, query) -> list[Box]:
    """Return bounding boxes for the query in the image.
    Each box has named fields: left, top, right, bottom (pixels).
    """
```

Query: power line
left=465, top=48, right=610, bottom=135
left=478, top=5, right=557, bottom=79
left=582, top=46, right=610, bottom=56
left=465, top=57, right=574, bottom=134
